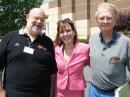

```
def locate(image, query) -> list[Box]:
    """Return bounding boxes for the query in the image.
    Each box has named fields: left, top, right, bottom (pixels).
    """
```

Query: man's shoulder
left=89, top=32, right=100, bottom=42
left=2, top=30, right=19, bottom=40
left=40, top=34, right=54, bottom=47
left=5, top=30, right=19, bottom=37
left=118, top=32, right=130, bottom=42
left=90, top=32, right=100, bottom=37
left=41, top=34, right=52, bottom=41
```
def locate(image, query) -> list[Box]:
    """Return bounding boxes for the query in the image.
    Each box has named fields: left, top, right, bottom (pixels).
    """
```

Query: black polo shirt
left=0, top=29, right=57, bottom=97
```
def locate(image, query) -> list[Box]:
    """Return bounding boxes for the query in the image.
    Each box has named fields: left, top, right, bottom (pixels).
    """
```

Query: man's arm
left=50, top=74, right=56, bottom=97
left=126, top=41, right=130, bottom=80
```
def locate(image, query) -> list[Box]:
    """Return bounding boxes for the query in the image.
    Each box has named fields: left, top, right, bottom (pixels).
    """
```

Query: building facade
left=41, top=0, right=130, bottom=40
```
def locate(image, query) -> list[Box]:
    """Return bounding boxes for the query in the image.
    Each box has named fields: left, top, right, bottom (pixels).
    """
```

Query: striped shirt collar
left=19, top=27, right=43, bottom=37
left=99, top=31, right=118, bottom=44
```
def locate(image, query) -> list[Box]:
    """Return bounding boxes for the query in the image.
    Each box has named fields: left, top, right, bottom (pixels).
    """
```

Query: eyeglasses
left=29, top=15, right=45, bottom=22
left=98, top=16, right=115, bottom=22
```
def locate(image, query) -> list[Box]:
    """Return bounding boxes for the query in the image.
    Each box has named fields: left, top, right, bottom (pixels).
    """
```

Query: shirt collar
left=19, top=27, right=25, bottom=35
left=19, top=27, right=44, bottom=37
left=99, top=31, right=118, bottom=44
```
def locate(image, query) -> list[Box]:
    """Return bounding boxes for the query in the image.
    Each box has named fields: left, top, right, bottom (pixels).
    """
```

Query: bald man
left=0, top=8, right=57, bottom=97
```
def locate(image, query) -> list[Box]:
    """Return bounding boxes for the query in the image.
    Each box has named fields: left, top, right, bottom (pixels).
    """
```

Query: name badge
left=23, top=46, right=34, bottom=54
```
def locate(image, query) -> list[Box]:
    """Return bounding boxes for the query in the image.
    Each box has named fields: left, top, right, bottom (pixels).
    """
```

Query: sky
left=43, top=0, right=48, bottom=3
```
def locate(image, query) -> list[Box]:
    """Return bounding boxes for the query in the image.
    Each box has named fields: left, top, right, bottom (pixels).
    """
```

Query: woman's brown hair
left=54, top=18, right=78, bottom=46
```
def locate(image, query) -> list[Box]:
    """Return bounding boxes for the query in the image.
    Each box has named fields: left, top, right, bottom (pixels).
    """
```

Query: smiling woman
left=55, top=18, right=78, bottom=46
left=54, top=18, right=90, bottom=97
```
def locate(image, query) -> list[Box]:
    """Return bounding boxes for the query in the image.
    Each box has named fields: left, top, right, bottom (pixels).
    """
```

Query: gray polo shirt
left=89, top=31, right=130, bottom=90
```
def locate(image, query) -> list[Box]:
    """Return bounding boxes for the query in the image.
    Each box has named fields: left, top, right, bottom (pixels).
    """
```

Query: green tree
left=114, top=10, right=130, bottom=37
left=0, top=0, right=43, bottom=35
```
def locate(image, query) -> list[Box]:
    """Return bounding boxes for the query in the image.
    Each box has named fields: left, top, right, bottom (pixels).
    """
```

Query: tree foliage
left=0, top=0, right=43, bottom=35
left=114, top=10, right=130, bottom=32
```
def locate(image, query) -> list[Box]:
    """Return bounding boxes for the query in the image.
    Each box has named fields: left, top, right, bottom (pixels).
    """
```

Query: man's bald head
left=28, top=8, right=46, bottom=18
left=25, top=8, right=46, bottom=36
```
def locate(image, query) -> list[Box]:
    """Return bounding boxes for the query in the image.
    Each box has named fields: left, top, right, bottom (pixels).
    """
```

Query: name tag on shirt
left=23, top=46, right=34, bottom=54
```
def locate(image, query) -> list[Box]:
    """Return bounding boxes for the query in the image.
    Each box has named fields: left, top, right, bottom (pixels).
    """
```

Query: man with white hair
left=88, top=3, right=130, bottom=97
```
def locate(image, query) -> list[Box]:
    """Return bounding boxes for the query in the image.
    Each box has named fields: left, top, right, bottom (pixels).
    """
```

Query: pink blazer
left=55, top=43, right=90, bottom=90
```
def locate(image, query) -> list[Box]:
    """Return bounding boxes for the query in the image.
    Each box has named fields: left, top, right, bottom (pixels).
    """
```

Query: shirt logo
left=37, top=44, right=47, bottom=50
